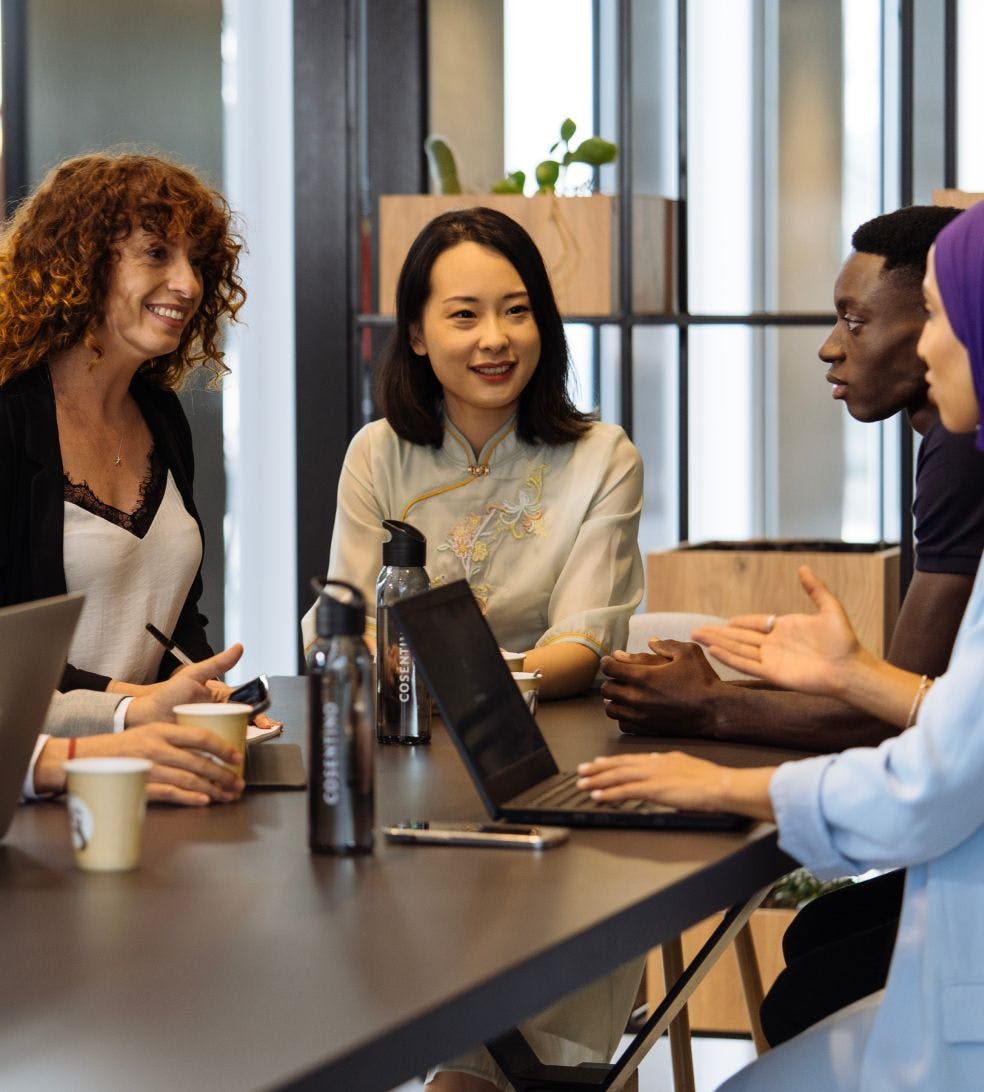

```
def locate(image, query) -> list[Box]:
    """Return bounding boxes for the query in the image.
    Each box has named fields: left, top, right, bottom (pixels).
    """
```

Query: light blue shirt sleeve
left=769, top=565, right=984, bottom=881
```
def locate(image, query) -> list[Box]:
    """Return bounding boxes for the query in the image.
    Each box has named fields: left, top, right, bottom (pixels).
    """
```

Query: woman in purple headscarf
left=577, top=201, right=984, bottom=1091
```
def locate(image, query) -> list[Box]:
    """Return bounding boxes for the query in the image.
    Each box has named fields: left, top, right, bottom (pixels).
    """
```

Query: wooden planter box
left=646, top=540, right=900, bottom=657
left=647, top=907, right=796, bottom=1035
left=378, top=193, right=674, bottom=317
left=933, top=188, right=984, bottom=210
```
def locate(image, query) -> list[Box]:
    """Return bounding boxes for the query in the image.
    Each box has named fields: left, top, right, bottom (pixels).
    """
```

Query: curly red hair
left=0, top=151, right=246, bottom=389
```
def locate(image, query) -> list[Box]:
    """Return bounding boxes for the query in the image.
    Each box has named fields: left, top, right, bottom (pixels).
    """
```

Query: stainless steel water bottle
left=375, top=519, right=432, bottom=744
left=307, top=577, right=374, bottom=854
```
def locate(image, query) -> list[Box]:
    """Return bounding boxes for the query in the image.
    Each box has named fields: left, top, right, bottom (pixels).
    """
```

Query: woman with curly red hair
left=0, top=151, right=245, bottom=695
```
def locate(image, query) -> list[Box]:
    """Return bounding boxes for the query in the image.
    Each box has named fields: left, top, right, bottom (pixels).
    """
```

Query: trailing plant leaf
left=560, top=117, right=577, bottom=143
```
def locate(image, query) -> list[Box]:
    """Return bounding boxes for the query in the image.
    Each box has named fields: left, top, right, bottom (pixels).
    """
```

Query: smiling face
left=91, top=229, right=204, bottom=368
left=917, top=249, right=978, bottom=434
left=817, top=251, right=929, bottom=422
left=409, top=241, right=541, bottom=449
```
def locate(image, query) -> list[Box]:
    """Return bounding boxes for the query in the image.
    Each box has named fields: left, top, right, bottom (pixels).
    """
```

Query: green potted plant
left=380, top=118, right=671, bottom=318
left=424, top=119, right=616, bottom=196
left=765, top=867, right=854, bottom=910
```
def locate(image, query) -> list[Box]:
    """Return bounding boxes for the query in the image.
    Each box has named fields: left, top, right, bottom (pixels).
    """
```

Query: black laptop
left=391, top=581, right=746, bottom=831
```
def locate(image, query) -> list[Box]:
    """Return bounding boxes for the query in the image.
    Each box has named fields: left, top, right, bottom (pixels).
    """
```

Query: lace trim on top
left=63, top=446, right=168, bottom=539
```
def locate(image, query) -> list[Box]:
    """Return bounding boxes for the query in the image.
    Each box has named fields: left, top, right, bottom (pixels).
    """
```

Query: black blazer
left=0, top=365, right=213, bottom=690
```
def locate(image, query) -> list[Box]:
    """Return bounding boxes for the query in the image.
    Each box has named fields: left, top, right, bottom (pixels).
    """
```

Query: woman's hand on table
left=175, top=649, right=282, bottom=731
left=107, top=641, right=283, bottom=734
left=576, top=752, right=777, bottom=822
left=35, top=723, right=245, bottom=805
left=118, top=645, right=245, bottom=725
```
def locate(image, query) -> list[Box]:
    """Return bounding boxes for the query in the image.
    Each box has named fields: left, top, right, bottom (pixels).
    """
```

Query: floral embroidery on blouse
left=437, top=462, right=548, bottom=583
left=471, top=583, right=491, bottom=613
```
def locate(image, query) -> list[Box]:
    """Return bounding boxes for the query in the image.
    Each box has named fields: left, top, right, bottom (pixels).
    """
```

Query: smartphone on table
left=229, top=674, right=271, bottom=714
left=382, top=820, right=569, bottom=850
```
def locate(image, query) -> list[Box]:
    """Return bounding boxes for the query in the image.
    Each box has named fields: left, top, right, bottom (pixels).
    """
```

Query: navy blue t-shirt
left=914, top=419, right=984, bottom=575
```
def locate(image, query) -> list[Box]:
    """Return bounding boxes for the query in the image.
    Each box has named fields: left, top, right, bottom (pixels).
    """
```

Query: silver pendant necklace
left=113, top=431, right=124, bottom=467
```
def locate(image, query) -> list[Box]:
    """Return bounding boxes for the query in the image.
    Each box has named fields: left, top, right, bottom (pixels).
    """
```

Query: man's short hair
left=851, top=205, right=964, bottom=291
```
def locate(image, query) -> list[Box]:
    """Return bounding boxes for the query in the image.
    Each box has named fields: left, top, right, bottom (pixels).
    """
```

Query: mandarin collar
left=441, top=415, right=523, bottom=471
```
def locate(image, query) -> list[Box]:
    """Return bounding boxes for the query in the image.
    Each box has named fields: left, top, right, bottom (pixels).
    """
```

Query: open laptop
left=391, top=581, right=745, bottom=830
left=0, top=594, right=85, bottom=839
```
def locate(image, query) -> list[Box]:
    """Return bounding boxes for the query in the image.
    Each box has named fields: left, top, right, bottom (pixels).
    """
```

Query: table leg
left=660, top=936, right=696, bottom=1092
left=484, top=887, right=772, bottom=1091
left=734, top=922, right=769, bottom=1054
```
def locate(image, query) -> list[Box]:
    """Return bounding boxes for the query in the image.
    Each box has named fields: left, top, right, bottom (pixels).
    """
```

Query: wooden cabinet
left=647, top=541, right=901, bottom=657
left=933, top=188, right=984, bottom=210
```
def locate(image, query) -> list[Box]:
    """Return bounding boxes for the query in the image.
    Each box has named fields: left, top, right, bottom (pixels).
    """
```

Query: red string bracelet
left=67, top=737, right=77, bottom=761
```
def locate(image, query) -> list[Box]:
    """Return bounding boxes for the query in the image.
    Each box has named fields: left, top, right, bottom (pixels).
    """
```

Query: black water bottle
left=375, top=519, right=432, bottom=744
left=307, top=577, right=374, bottom=855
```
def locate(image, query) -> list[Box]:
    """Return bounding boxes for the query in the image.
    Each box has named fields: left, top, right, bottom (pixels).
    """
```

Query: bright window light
left=503, top=0, right=598, bottom=415
left=503, top=0, right=594, bottom=195
left=841, top=0, right=886, bottom=542
left=687, top=0, right=755, bottom=540
left=958, top=0, right=984, bottom=189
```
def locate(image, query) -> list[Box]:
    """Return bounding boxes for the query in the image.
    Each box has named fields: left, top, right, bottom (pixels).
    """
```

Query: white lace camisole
left=62, top=449, right=202, bottom=685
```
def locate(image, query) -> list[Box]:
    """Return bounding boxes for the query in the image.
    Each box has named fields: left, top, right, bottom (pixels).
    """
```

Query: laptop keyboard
left=514, top=771, right=669, bottom=813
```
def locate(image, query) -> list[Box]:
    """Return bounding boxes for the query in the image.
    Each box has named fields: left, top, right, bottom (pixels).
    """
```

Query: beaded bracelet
left=906, top=674, right=934, bottom=728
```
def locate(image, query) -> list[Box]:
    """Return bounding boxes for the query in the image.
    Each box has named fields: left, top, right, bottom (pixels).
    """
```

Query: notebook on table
left=0, top=594, right=85, bottom=839
left=391, top=581, right=746, bottom=831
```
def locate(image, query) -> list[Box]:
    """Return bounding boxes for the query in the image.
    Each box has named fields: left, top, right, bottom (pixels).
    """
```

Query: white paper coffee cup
left=500, top=649, right=526, bottom=673
left=513, top=671, right=542, bottom=714
left=62, top=757, right=152, bottom=872
left=173, top=702, right=252, bottom=780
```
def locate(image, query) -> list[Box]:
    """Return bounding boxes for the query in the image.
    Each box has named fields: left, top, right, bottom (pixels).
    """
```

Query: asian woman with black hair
left=307, top=206, right=644, bottom=702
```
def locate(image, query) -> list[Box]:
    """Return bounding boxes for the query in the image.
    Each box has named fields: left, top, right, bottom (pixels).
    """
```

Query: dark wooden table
left=0, top=678, right=797, bottom=1091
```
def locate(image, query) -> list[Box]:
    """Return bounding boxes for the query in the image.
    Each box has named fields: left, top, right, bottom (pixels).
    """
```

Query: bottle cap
left=310, top=577, right=366, bottom=637
left=381, top=519, right=426, bottom=567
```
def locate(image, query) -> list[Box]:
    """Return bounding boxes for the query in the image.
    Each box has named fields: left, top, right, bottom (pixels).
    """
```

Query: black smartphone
left=229, top=674, right=271, bottom=714
left=382, top=820, right=569, bottom=850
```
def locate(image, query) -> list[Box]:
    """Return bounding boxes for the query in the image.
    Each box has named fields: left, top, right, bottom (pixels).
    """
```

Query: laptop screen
left=0, top=594, right=85, bottom=838
left=391, top=582, right=558, bottom=806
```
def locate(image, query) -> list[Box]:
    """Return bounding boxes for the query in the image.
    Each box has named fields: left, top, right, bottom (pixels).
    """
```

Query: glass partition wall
left=0, top=1, right=963, bottom=659
left=335, top=0, right=960, bottom=626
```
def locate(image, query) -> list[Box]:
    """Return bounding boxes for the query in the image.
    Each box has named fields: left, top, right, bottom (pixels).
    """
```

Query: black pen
left=145, top=623, right=194, bottom=667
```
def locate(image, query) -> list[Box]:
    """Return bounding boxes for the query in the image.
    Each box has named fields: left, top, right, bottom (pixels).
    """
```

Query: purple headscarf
left=932, top=200, right=984, bottom=453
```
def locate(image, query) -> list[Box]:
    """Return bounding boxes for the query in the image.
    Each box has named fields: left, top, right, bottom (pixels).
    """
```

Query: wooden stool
left=484, top=888, right=771, bottom=1091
